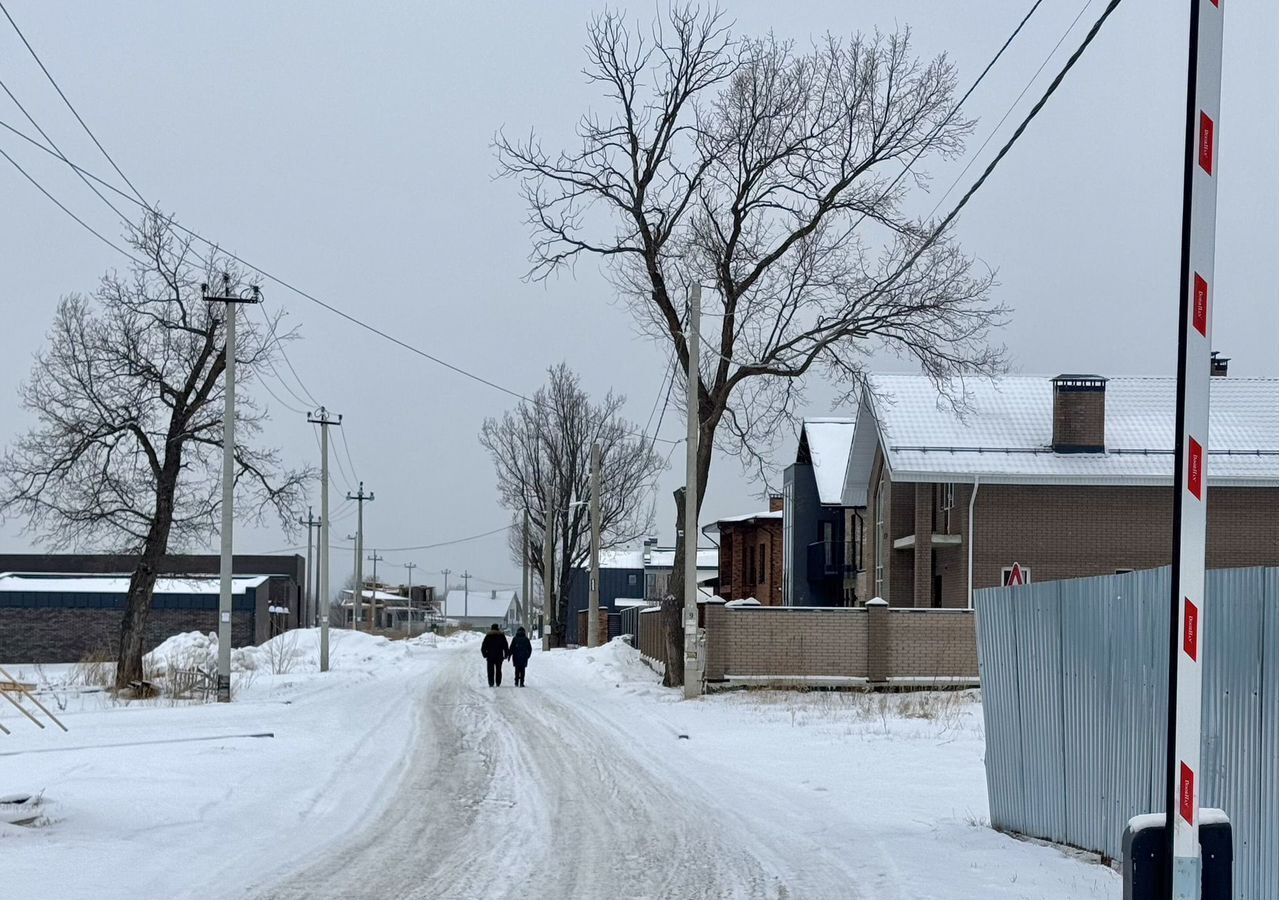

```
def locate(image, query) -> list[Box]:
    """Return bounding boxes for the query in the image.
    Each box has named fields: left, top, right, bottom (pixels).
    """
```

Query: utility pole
left=683, top=283, right=702, bottom=699
left=522, top=509, right=531, bottom=630
left=345, top=534, right=359, bottom=627
left=542, top=490, right=555, bottom=651
left=347, top=482, right=374, bottom=630
left=441, top=568, right=451, bottom=621
left=403, top=562, right=417, bottom=636
left=203, top=275, right=260, bottom=703
left=588, top=442, right=602, bottom=649
left=299, top=508, right=320, bottom=628
left=367, top=549, right=384, bottom=631
left=308, top=407, right=341, bottom=672
left=462, top=571, right=471, bottom=619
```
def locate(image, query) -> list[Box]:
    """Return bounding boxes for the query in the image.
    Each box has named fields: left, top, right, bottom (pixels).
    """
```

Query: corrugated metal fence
left=975, top=566, right=1277, bottom=898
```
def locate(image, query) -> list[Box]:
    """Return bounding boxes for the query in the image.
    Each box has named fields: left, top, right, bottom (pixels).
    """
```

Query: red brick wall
left=718, top=519, right=784, bottom=605
left=861, top=476, right=1279, bottom=608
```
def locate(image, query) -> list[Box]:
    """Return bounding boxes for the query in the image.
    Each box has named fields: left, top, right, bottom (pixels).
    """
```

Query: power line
left=0, top=114, right=682, bottom=445
left=927, top=0, right=1096, bottom=219
left=338, top=426, right=360, bottom=485
left=858, top=0, right=1049, bottom=230
left=379, top=525, right=514, bottom=553
left=0, top=0, right=148, bottom=206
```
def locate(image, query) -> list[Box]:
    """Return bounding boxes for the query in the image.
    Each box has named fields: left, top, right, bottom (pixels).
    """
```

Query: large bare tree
left=0, top=212, right=310, bottom=688
left=497, top=7, right=1005, bottom=683
left=480, top=363, right=665, bottom=644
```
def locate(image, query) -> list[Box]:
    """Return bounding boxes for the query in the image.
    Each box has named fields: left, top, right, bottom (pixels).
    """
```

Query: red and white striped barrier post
left=1167, top=0, right=1224, bottom=896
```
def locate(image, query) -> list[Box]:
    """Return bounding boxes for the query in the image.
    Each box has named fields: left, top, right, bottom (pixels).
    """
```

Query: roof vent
left=1211, top=351, right=1229, bottom=377
left=1051, top=374, right=1107, bottom=454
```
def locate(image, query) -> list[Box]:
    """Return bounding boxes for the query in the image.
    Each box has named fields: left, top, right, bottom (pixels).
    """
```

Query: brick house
left=782, top=418, right=859, bottom=606
left=840, top=372, right=1279, bottom=608
left=704, top=497, right=784, bottom=605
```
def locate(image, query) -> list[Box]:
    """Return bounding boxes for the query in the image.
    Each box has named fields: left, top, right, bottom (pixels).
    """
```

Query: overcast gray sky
left=0, top=1, right=1275, bottom=596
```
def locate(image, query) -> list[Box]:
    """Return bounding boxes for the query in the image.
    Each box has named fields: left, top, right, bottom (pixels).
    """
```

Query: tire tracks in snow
left=253, top=647, right=794, bottom=900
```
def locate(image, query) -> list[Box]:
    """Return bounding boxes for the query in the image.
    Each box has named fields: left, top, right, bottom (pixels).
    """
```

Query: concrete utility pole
left=203, top=276, right=260, bottom=703
left=403, top=562, right=417, bottom=636
left=462, top=571, right=471, bottom=618
left=308, top=407, right=342, bottom=672
left=344, top=534, right=358, bottom=625
left=542, top=491, right=555, bottom=651
left=347, top=482, right=374, bottom=629
left=441, top=568, right=451, bottom=620
left=522, top=509, right=531, bottom=630
left=683, top=283, right=702, bottom=699
left=588, top=441, right=602, bottom=649
left=299, top=508, right=318, bottom=628
left=367, top=550, right=384, bottom=630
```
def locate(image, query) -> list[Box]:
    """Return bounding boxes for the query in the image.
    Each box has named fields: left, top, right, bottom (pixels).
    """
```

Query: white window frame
left=874, top=472, right=887, bottom=599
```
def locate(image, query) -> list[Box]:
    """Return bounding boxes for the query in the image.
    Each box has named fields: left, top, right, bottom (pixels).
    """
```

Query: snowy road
left=256, top=646, right=848, bottom=900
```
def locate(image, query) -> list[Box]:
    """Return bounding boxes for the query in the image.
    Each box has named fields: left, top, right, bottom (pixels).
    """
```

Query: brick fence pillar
left=702, top=600, right=727, bottom=681
left=866, top=597, right=889, bottom=683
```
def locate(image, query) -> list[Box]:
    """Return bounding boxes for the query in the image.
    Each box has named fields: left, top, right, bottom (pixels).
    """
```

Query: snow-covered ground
left=2, top=633, right=1120, bottom=899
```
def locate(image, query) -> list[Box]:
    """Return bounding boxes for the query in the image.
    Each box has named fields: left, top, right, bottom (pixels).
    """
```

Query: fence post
left=867, top=597, right=889, bottom=684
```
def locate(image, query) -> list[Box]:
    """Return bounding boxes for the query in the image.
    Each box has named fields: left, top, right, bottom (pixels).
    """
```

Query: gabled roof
left=842, top=373, right=1279, bottom=497
left=703, top=510, right=782, bottom=535
left=441, top=589, right=517, bottom=620
left=797, top=418, right=857, bottom=505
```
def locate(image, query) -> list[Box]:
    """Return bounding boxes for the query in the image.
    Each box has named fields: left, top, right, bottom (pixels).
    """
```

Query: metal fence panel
left=975, top=585, right=1026, bottom=835
left=977, top=565, right=1274, bottom=895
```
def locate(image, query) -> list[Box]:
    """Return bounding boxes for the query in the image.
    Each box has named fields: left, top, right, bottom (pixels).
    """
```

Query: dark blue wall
left=564, top=567, right=644, bottom=644
left=784, top=463, right=845, bottom=607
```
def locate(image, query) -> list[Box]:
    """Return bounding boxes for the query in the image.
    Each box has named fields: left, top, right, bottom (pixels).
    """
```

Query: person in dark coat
left=507, top=626, right=533, bottom=687
left=480, top=623, right=509, bottom=687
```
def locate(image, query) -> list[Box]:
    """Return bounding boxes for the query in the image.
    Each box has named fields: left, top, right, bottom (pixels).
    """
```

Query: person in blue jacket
left=507, top=626, right=533, bottom=687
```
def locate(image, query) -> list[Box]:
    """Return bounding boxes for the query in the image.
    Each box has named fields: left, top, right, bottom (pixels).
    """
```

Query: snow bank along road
left=254, top=641, right=1119, bottom=900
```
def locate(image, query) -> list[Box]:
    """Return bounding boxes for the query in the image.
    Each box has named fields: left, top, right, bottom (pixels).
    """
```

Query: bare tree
left=0, top=212, right=310, bottom=688
left=480, top=364, right=666, bottom=645
left=497, top=7, right=1004, bottom=683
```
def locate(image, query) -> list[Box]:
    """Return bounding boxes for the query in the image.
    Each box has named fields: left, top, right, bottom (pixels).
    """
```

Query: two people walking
left=480, top=623, right=533, bottom=687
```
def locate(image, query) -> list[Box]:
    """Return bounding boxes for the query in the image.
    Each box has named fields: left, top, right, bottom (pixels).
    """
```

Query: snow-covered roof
left=843, top=374, right=1279, bottom=496
left=592, top=547, right=718, bottom=571
left=646, top=548, right=719, bottom=571
left=339, top=588, right=405, bottom=604
left=441, top=589, right=517, bottom=620
left=597, top=548, right=645, bottom=570
left=613, top=598, right=655, bottom=609
left=800, top=418, right=857, bottom=505
left=0, top=573, right=268, bottom=595
left=713, top=510, right=783, bottom=526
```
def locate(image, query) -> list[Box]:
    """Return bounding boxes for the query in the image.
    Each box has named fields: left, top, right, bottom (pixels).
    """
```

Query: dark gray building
left=0, top=553, right=304, bottom=663
left=782, top=419, right=859, bottom=606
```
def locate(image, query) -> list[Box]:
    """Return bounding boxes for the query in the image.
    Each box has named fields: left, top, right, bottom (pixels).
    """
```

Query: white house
left=441, top=589, right=519, bottom=631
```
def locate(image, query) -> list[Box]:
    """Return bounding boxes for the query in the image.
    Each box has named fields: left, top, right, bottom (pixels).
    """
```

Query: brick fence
left=629, top=599, right=977, bottom=686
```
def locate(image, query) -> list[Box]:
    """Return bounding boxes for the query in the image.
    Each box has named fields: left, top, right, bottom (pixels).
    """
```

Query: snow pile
left=144, top=628, right=410, bottom=679
left=555, top=637, right=668, bottom=699
left=724, top=597, right=761, bottom=607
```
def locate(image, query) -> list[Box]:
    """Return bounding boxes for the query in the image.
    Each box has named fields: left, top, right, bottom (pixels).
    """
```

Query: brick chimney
left=1051, top=375, right=1107, bottom=453
left=768, top=494, right=783, bottom=512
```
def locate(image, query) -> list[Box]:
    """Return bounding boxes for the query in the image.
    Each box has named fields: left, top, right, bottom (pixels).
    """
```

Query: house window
left=874, top=472, right=887, bottom=599
left=758, top=543, right=767, bottom=584
left=937, top=482, right=956, bottom=532
left=1001, top=566, right=1032, bottom=586
left=747, top=544, right=756, bottom=590
left=1115, top=568, right=1135, bottom=575
left=628, top=573, right=637, bottom=586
